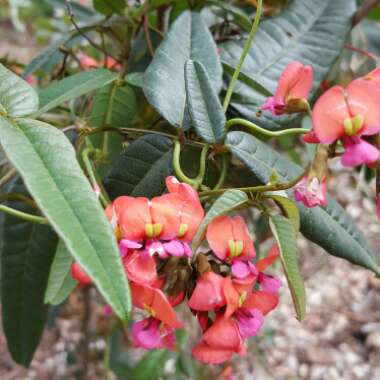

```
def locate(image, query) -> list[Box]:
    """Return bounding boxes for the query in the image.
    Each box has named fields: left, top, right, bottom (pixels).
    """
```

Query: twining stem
left=213, top=154, right=228, bottom=190
left=194, top=144, right=209, bottom=185
left=173, top=140, right=198, bottom=187
left=82, top=148, right=110, bottom=207
left=0, top=204, right=49, bottom=224
left=226, top=118, right=309, bottom=137
left=223, top=0, right=263, bottom=112
left=200, top=170, right=306, bottom=197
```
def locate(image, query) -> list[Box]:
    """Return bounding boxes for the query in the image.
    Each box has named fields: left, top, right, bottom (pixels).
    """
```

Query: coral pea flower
left=123, top=250, right=157, bottom=286
left=192, top=316, right=246, bottom=364
left=117, top=195, right=180, bottom=242
left=206, top=216, right=255, bottom=262
left=243, top=291, right=279, bottom=316
left=132, top=317, right=176, bottom=350
left=165, top=176, right=204, bottom=242
left=188, top=271, right=226, bottom=311
left=363, top=67, right=380, bottom=85
left=71, top=262, right=92, bottom=285
left=130, top=283, right=182, bottom=328
left=312, top=79, right=380, bottom=167
left=262, top=61, right=313, bottom=115
left=294, top=175, right=327, bottom=208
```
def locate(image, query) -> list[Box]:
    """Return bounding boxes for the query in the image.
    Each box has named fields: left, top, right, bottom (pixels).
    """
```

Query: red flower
left=206, top=216, right=255, bottom=262
left=71, top=262, right=92, bottom=285
left=130, top=282, right=182, bottom=328
left=312, top=78, right=380, bottom=167
left=166, top=176, right=204, bottom=242
left=262, top=61, right=313, bottom=115
left=123, top=250, right=157, bottom=286
left=188, top=272, right=226, bottom=311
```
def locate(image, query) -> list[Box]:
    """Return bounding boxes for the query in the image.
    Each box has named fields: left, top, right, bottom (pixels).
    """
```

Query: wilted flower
left=294, top=176, right=327, bottom=208
left=262, top=61, right=313, bottom=115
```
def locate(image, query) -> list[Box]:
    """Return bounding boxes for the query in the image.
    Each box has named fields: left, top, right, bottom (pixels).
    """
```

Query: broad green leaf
left=0, top=117, right=130, bottom=319
left=270, top=195, right=300, bottom=232
left=125, top=72, right=144, bottom=88
left=131, top=350, right=171, bottom=380
left=185, top=60, right=225, bottom=143
left=1, top=178, right=58, bottom=366
left=193, top=190, right=248, bottom=248
left=89, top=81, right=137, bottom=173
left=226, top=131, right=380, bottom=276
left=221, top=0, right=356, bottom=129
left=93, top=0, right=126, bottom=14
left=44, top=240, right=77, bottom=306
left=104, top=135, right=173, bottom=200
left=34, top=69, right=118, bottom=117
left=269, top=215, right=305, bottom=321
left=0, top=64, right=39, bottom=117
left=144, top=11, right=222, bottom=127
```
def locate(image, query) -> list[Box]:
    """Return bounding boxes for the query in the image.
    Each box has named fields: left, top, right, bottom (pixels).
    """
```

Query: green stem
left=0, top=204, right=48, bottom=224
left=226, top=118, right=309, bottom=137
left=82, top=148, right=109, bottom=207
left=213, top=154, right=228, bottom=190
left=223, top=0, right=263, bottom=113
left=194, top=144, right=209, bottom=185
left=173, top=140, right=198, bottom=187
left=200, top=170, right=306, bottom=197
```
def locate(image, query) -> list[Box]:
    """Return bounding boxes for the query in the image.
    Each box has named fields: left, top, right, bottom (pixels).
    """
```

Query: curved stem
left=226, top=118, right=309, bottom=137
left=223, top=0, right=263, bottom=113
left=213, top=154, right=228, bottom=190
left=0, top=204, right=48, bottom=224
left=173, top=140, right=198, bottom=186
left=199, top=169, right=306, bottom=197
left=194, top=144, right=209, bottom=185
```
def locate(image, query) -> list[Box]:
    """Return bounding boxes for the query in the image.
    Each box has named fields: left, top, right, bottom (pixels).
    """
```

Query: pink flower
left=258, top=273, right=282, bottom=295
left=123, top=250, right=157, bottom=286
left=262, top=61, right=313, bottom=115
left=235, top=308, right=264, bottom=338
left=206, top=215, right=255, bottom=262
left=132, top=317, right=175, bottom=350
left=71, top=262, right=92, bottom=285
left=231, top=260, right=258, bottom=280
left=294, top=175, right=327, bottom=208
left=312, top=78, right=380, bottom=167
left=341, top=136, right=380, bottom=167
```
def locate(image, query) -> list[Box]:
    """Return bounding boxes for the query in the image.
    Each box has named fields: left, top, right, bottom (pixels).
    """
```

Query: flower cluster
left=263, top=62, right=380, bottom=215
left=71, top=177, right=281, bottom=365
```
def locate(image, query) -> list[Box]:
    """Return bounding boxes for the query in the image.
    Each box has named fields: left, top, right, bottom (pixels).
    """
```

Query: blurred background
left=0, top=1, right=380, bottom=379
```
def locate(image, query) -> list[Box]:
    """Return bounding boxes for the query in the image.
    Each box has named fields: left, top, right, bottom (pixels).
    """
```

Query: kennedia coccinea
left=71, top=177, right=282, bottom=364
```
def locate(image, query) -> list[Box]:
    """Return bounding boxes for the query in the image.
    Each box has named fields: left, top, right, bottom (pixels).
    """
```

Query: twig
left=353, top=0, right=380, bottom=26
left=143, top=15, right=155, bottom=57
left=64, top=0, right=122, bottom=64
left=344, top=43, right=380, bottom=63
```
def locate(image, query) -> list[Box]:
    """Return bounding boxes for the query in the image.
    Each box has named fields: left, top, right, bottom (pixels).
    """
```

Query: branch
left=353, top=0, right=380, bottom=26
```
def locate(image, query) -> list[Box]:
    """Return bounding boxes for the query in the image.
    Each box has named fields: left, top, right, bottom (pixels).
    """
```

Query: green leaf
left=226, top=131, right=380, bottom=276
left=144, top=11, right=222, bottom=127
left=131, top=350, right=171, bottom=380
left=93, top=0, right=126, bottom=14
left=269, top=215, right=305, bottom=321
left=0, top=64, right=39, bottom=117
left=208, top=0, right=252, bottom=32
left=193, top=190, right=248, bottom=248
left=104, top=135, right=173, bottom=200
left=126, top=72, right=144, bottom=88
left=270, top=195, right=300, bottom=232
left=44, top=240, right=77, bottom=306
left=185, top=60, right=225, bottom=143
left=0, top=117, right=130, bottom=319
left=89, top=81, right=137, bottom=173
left=221, top=0, right=356, bottom=129
left=34, top=69, right=118, bottom=117
left=0, top=178, right=58, bottom=366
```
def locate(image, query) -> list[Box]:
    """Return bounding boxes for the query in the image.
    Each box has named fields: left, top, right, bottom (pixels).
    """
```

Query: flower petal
left=123, top=251, right=157, bottom=285
left=192, top=341, right=233, bottom=365
left=243, top=291, right=279, bottom=315
left=312, top=85, right=348, bottom=144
